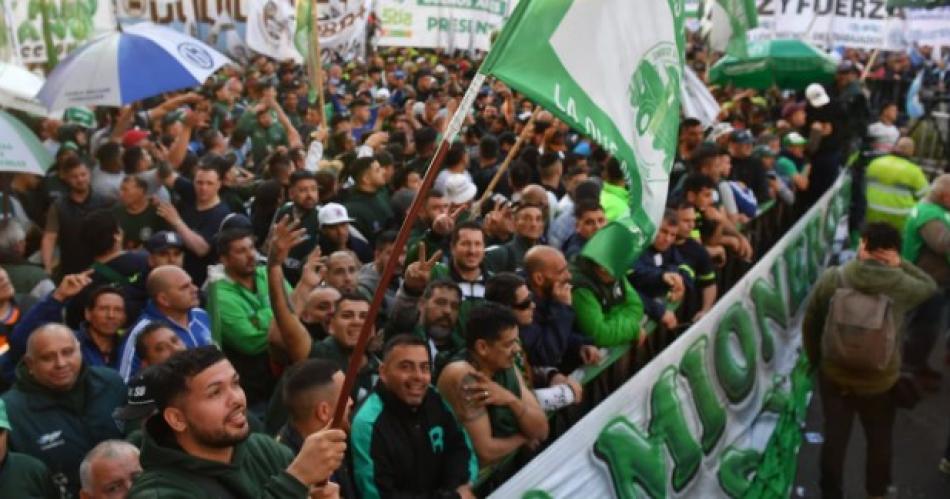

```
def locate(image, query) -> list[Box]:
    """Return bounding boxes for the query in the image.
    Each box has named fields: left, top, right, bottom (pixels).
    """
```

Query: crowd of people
left=0, top=28, right=947, bottom=498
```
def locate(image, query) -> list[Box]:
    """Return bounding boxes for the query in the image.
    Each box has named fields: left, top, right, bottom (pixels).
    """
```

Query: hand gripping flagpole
left=329, top=71, right=487, bottom=429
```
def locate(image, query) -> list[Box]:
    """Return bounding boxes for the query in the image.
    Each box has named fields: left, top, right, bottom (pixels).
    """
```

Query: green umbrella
left=0, top=110, right=53, bottom=176
left=709, top=39, right=837, bottom=91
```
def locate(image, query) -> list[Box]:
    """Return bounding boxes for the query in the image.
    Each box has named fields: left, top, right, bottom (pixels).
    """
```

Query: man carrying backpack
left=803, top=222, right=936, bottom=499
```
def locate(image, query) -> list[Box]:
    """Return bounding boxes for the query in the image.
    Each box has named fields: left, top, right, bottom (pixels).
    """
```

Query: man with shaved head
left=522, top=246, right=600, bottom=372
left=299, top=286, right=342, bottom=341
left=118, top=265, right=212, bottom=381
left=2, top=324, right=125, bottom=497
left=324, top=250, right=360, bottom=295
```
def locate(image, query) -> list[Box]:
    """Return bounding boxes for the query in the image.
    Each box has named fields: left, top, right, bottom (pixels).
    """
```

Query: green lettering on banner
left=714, top=304, right=757, bottom=404
left=521, top=490, right=553, bottom=499
left=717, top=447, right=762, bottom=498
left=679, top=338, right=726, bottom=453
left=750, top=265, right=788, bottom=363
left=594, top=417, right=668, bottom=499
left=761, top=378, right=792, bottom=414
left=650, top=367, right=703, bottom=491
left=783, top=237, right=808, bottom=312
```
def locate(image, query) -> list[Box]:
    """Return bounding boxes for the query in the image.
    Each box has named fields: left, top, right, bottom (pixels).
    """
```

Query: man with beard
left=129, top=347, right=346, bottom=498
left=389, top=279, right=465, bottom=377
left=484, top=202, right=545, bottom=274
left=207, top=229, right=282, bottom=411
left=353, top=335, right=477, bottom=499
left=438, top=303, right=548, bottom=467
left=272, top=171, right=320, bottom=284
left=278, top=359, right=356, bottom=497
left=318, top=203, right=373, bottom=264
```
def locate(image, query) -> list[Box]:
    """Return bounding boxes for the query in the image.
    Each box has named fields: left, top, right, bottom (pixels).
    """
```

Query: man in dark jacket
left=0, top=398, right=58, bottom=498
left=522, top=246, right=599, bottom=373
left=629, top=210, right=691, bottom=331
left=352, top=335, right=477, bottom=499
left=1, top=324, right=126, bottom=497
left=129, top=346, right=347, bottom=498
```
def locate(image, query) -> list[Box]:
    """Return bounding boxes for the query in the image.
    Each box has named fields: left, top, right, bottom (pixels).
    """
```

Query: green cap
left=0, top=398, right=11, bottom=431
left=783, top=132, right=807, bottom=147
left=64, top=107, right=97, bottom=129
left=580, top=221, right=640, bottom=279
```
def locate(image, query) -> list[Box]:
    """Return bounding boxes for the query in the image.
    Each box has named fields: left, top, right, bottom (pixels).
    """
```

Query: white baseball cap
left=318, top=203, right=356, bottom=227
left=805, top=83, right=830, bottom=108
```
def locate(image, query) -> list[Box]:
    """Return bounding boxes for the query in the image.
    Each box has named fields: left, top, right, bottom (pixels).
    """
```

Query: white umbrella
left=0, top=62, right=52, bottom=117
left=0, top=110, right=53, bottom=175
left=37, top=22, right=232, bottom=111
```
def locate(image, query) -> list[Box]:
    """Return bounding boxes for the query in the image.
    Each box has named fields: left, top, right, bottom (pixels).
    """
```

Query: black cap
left=113, top=371, right=157, bottom=422
left=218, top=213, right=254, bottom=234
left=144, top=231, right=184, bottom=253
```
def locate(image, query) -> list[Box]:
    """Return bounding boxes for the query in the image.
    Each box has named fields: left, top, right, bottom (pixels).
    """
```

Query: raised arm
left=266, top=216, right=314, bottom=364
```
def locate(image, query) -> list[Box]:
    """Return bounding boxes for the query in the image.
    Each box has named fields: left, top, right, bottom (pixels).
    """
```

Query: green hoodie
left=570, top=259, right=645, bottom=347
left=802, top=258, right=936, bottom=395
left=129, top=418, right=308, bottom=498
left=1, top=363, right=125, bottom=497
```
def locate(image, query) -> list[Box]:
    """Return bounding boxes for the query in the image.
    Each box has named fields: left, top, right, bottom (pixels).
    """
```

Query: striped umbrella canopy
left=37, top=23, right=231, bottom=111
left=0, top=110, right=53, bottom=175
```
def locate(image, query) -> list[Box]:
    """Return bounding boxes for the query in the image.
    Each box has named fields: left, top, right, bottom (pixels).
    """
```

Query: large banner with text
left=375, top=0, right=518, bottom=52
left=491, top=175, right=851, bottom=498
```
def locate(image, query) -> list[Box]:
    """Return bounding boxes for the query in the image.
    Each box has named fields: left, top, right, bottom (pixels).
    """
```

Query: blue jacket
left=118, top=301, right=212, bottom=381
left=519, top=293, right=590, bottom=372
left=629, top=246, right=694, bottom=321
left=5, top=295, right=127, bottom=381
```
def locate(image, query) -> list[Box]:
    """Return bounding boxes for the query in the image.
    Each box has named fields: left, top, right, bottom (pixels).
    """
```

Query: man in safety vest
left=903, top=174, right=950, bottom=391
left=864, top=137, right=928, bottom=231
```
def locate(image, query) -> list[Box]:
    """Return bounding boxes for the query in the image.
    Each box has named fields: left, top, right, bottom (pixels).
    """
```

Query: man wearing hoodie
left=802, top=222, right=935, bottom=499
left=128, top=346, right=346, bottom=498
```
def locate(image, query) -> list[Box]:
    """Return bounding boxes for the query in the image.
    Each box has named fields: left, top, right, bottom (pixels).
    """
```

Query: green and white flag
left=480, top=0, right=685, bottom=254
left=700, top=0, right=758, bottom=57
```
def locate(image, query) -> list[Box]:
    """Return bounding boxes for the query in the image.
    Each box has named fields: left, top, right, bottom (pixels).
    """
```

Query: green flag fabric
left=701, top=0, right=758, bottom=57
left=479, top=0, right=685, bottom=256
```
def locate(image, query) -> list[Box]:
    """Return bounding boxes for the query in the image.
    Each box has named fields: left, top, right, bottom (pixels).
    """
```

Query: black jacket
left=351, top=383, right=477, bottom=499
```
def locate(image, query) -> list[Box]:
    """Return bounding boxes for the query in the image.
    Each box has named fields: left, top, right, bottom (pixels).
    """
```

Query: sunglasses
left=512, top=295, right=534, bottom=310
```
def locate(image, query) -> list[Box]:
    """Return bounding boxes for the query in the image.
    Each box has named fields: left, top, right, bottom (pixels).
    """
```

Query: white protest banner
left=905, top=7, right=950, bottom=47
left=490, top=175, right=851, bottom=498
left=750, top=0, right=906, bottom=50
left=8, top=0, right=116, bottom=67
left=116, top=0, right=251, bottom=61
left=376, top=0, right=518, bottom=52
left=294, top=0, right=370, bottom=63
left=245, top=0, right=299, bottom=62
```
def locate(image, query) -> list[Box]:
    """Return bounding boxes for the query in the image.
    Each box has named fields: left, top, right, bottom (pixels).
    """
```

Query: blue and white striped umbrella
left=37, top=23, right=231, bottom=111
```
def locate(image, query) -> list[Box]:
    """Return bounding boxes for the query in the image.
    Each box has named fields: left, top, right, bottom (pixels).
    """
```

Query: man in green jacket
left=571, top=223, right=646, bottom=347
left=129, top=346, right=347, bottom=498
left=0, top=398, right=58, bottom=498
left=902, top=174, right=950, bottom=389
left=599, top=158, right=630, bottom=222
left=802, top=222, right=935, bottom=499
left=2, top=324, right=126, bottom=497
left=207, top=229, right=281, bottom=411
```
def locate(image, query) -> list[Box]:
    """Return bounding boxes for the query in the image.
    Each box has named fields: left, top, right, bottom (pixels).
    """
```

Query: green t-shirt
left=775, top=156, right=801, bottom=178
left=249, top=122, right=289, bottom=166
left=113, top=204, right=170, bottom=250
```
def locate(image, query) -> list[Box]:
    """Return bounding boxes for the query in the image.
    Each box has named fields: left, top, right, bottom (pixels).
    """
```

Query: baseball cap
left=444, top=173, right=477, bottom=205
left=319, top=203, right=356, bottom=227
left=709, top=122, right=735, bottom=142
left=64, top=107, right=97, bottom=129
left=805, top=83, right=830, bottom=108
left=218, top=213, right=254, bottom=233
left=145, top=231, right=184, bottom=253
left=783, top=132, right=808, bottom=147
left=113, top=371, right=157, bottom=422
left=730, top=129, right=754, bottom=144
left=753, top=145, right=777, bottom=159
left=122, top=128, right=150, bottom=148
left=573, top=141, right=592, bottom=157
left=0, top=398, right=11, bottom=431
left=375, top=88, right=391, bottom=101
left=867, top=122, right=900, bottom=151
